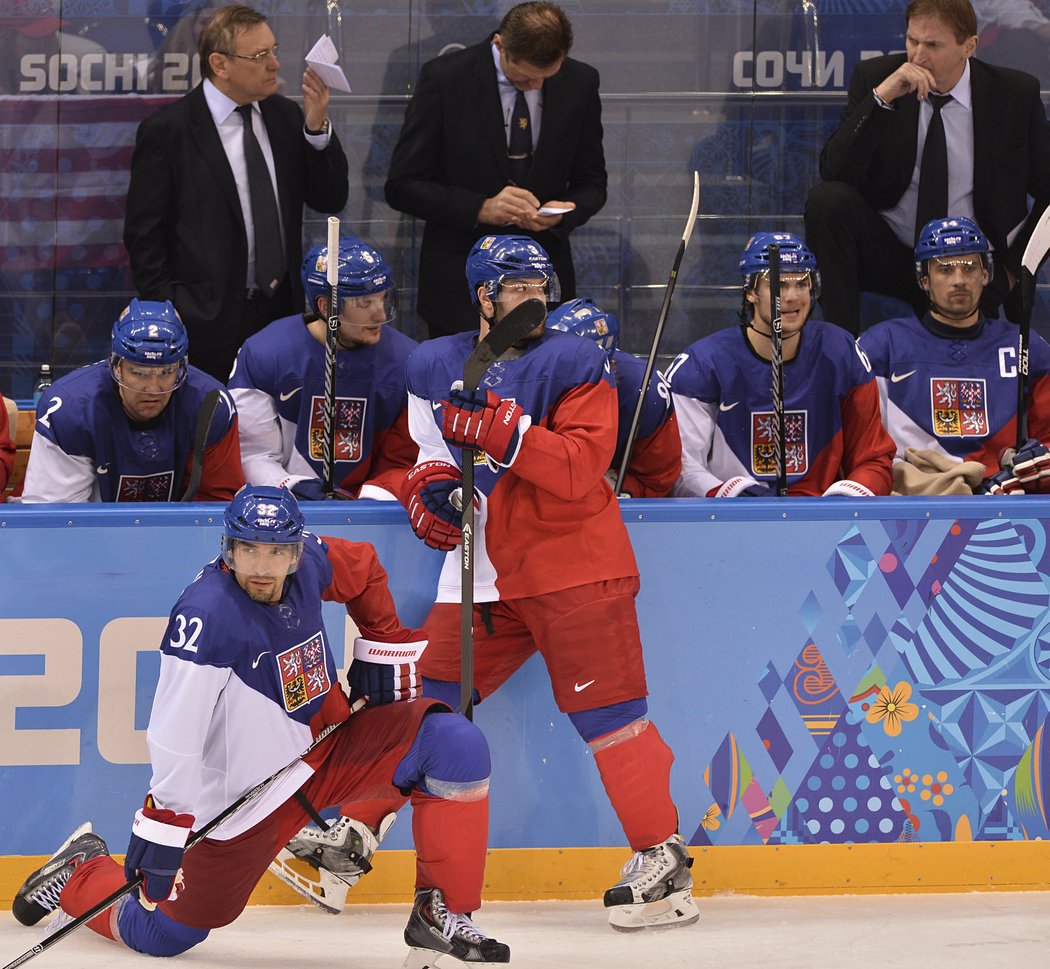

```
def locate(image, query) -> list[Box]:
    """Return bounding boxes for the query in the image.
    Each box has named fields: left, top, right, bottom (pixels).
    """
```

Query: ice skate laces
left=616, top=841, right=674, bottom=890
left=28, top=874, right=70, bottom=912
left=431, top=892, right=490, bottom=944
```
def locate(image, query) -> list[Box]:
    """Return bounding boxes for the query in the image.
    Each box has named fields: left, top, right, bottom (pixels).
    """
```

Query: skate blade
left=607, top=889, right=700, bottom=932
left=402, top=948, right=506, bottom=969
left=267, top=850, right=349, bottom=915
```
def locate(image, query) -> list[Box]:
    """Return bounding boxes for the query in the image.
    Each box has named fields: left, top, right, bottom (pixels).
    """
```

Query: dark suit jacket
left=385, top=37, right=607, bottom=336
left=820, top=54, right=1050, bottom=294
left=123, top=84, right=349, bottom=379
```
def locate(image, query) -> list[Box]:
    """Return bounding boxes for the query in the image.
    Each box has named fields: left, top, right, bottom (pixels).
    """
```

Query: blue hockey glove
left=738, top=483, right=775, bottom=497
left=1009, top=439, right=1050, bottom=494
left=708, top=476, right=772, bottom=498
left=979, top=466, right=1023, bottom=496
left=347, top=637, right=428, bottom=707
left=441, top=386, right=531, bottom=467
left=126, top=797, right=194, bottom=905
left=400, top=461, right=466, bottom=551
left=291, top=478, right=328, bottom=501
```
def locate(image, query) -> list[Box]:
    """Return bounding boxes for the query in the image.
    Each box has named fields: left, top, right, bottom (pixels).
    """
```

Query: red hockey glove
left=822, top=479, right=875, bottom=498
left=125, top=797, right=194, bottom=906
left=979, top=466, right=1023, bottom=496
left=1008, top=439, right=1050, bottom=494
left=400, top=461, right=464, bottom=551
left=347, top=637, right=428, bottom=707
left=441, top=387, right=531, bottom=468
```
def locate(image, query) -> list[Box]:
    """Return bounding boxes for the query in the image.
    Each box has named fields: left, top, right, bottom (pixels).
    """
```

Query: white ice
left=2, top=893, right=1048, bottom=969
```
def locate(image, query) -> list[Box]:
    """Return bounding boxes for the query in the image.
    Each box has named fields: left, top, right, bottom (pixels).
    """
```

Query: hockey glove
left=400, top=461, right=465, bottom=551
left=347, top=637, right=428, bottom=707
left=126, top=797, right=194, bottom=906
left=441, top=386, right=531, bottom=468
left=1008, top=439, right=1050, bottom=494
left=291, top=477, right=327, bottom=502
left=707, top=476, right=773, bottom=498
left=979, top=466, right=1023, bottom=496
left=822, top=479, right=875, bottom=498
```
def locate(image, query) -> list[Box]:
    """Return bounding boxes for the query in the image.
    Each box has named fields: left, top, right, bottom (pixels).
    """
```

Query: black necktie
left=236, top=104, right=285, bottom=297
left=507, top=90, right=532, bottom=185
left=915, top=93, right=952, bottom=242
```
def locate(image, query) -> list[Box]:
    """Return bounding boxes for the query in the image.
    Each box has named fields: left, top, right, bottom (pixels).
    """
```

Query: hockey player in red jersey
left=546, top=297, right=682, bottom=497
left=395, top=235, right=697, bottom=931
left=668, top=232, right=894, bottom=497
left=12, top=485, right=509, bottom=968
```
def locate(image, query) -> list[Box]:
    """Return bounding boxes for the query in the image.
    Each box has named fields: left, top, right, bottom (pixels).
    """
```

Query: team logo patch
left=277, top=632, right=331, bottom=712
left=930, top=377, right=988, bottom=437
left=117, top=470, right=174, bottom=501
left=309, top=395, right=366, bottom=462
left=751, top=410, right=807, bottom=476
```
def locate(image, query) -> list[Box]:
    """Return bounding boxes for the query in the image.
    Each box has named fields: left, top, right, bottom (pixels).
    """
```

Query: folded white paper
left=305, top=34, right=351, bottom=93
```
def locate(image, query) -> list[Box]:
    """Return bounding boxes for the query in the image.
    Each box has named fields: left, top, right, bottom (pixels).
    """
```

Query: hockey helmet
left=301, top=238, right=398, bottom=324
left=914, top=217, right=993, bottom=283
left=546, top=298, right=620, bottom=354
left=738, top=232, right=821, bottom=298
left=466, top=235, right=561, bottom=310
left=221, top=485, right=305, bottom=573
left=110, top=299, right=189, bottom=391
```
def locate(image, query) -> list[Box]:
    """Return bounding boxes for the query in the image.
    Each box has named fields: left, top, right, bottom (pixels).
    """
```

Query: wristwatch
left=305, top=118, right=330, bottom=136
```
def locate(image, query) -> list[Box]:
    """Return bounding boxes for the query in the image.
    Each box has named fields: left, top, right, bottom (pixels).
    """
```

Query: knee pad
left=568, top=697, right=648, bottom=745
left=117, top=896, right=209, bottom=957
left=393, top=711, right=490, bottom=800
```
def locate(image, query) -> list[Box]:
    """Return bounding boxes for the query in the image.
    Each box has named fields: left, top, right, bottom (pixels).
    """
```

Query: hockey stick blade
left=1022, top=203, right=1050, bottom=276
left=180, top=388, right=221, bottom=501
left=463, top=298, right=547, bottom=391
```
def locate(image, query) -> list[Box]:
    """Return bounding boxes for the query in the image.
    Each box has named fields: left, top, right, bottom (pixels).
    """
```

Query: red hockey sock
left=337, top=798, right=402, bottom=831
left=411, top=791, right=488, bottom=913
left=593, top=721, right=678, bottom=851
left=60, top=855, right=126, bottom=942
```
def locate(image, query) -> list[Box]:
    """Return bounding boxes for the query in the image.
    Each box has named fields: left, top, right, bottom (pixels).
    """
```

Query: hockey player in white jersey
left=12, top=485, right=509, bottom=968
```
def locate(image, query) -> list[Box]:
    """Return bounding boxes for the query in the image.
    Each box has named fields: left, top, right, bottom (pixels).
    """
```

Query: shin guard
left=411, top=791, right=488, bottom=914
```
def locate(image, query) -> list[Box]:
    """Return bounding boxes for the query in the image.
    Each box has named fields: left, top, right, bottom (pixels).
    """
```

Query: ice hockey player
left=395, top=234, right=698, bottom=931
left=859, top=216, right=1050, bottom=494
left=228, top=237, right=418, bottom=500
left=546, top=297, right=681, bottom=497
left=12, top=485, right=509, bottom=968
left=668, top=231, right=894, bottom=497
left=21, top=299, right=243, bottom=502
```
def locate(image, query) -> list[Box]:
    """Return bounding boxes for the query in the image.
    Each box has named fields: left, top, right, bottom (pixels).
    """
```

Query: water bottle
left=33, top=364, right=53, bottom=405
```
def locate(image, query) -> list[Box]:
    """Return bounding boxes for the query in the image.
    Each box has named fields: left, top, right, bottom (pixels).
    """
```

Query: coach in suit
left=124, top=4, right=349, bottom=381
left=385, top=1, right=607, bottom=337
left=805, top=0, right=1050, bottom=336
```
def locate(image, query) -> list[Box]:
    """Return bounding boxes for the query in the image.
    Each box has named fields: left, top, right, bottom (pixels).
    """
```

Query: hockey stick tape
left=352, top=637, right=428, bottom=665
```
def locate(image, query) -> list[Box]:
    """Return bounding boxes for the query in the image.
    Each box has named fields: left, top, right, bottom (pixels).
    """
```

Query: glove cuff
left=822, top=479, right=874, bottom=498
left=352, top=637, right=428, bottom=664
left=713, top=475, right=762, bottom=498
left=485, top=414, right=531, bottom=470
left=133, top=808, right=193, bottom=847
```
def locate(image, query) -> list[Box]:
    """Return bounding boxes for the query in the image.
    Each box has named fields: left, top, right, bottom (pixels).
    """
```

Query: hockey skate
left=402, top=887, right=510, bottom=968
left=12, top=822, right=109, bottom=927
left=268, top=812, right=395, bottom=914
left=603, top=834, right=699, bottom=932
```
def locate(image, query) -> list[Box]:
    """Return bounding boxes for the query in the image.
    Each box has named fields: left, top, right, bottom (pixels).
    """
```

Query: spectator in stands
left=668, top=232, right=894, bottom=498
left=859, top=217, right=1050, bottom=495
left=805, top=0, right=1050, bottom=335
left=228, top=236, right=418, bottom=501
left=21, top=300, right=243, bottom=503
left=546, top=297, right=681, bottom=498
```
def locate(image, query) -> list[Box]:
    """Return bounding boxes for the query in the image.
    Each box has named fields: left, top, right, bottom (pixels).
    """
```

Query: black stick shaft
left=769, top=245, right=787, bottom=497
left=322, top=217, right=340, bottom=495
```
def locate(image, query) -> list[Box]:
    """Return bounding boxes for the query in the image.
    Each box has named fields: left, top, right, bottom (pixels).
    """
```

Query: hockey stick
left=459, top=297, right=548, bottom=720
left=614, top=171, right=701, bottom=495
left=322, top=216, right=340, bottom=496
left=180, top=388, right=221, bottom=501
left=1, top=706, right=362, bottom=969
left=1015, top=202, right=1050, bottom=450
left=769, top=244, right=788, bottom=496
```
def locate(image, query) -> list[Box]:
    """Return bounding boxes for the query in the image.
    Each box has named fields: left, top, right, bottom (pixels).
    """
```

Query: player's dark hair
left=904, top=0, right=977, bottom=43
left=497, top=2, right=573, bottom=68
left=199, top=4, right=269, bottom=79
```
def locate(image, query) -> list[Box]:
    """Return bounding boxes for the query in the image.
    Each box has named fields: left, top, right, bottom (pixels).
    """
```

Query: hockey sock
left=411, top=791, right=488, bottom=914
left=58, top=856, right=127, bottom=942
left=335, top=798, right=403, bottom=831
left=592, top=721, right=678, bottom=851
left=117, top=897, right=209, bottom=956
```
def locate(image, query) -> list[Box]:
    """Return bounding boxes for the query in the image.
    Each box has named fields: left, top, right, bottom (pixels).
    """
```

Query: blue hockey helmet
left=546, top=298, right=620, bottom=354
left=739, top=232, right=821, bottom=298
left=301, top=238, right=397, bottom=323
left=466, top=235, right=561, bottom=310
left=914, top=217, right=993, bottom=282
left=110, top=299, right=189, bottom=391
left=221, top=485, right=305, bottom=573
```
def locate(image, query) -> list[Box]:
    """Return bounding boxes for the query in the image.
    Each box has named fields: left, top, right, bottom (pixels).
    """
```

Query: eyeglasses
left=224, top=44, right=279, bottom=62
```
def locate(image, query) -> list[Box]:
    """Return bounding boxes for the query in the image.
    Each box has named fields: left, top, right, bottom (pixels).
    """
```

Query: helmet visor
left=221, top=536, right=304, bottom=575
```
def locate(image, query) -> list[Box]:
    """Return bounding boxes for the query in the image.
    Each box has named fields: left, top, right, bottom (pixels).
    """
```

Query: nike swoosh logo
left=432, top=402, right=442, bottom=411
left=252, top=651, right=272, bottom=669
left=574, top=679, right=595, bottom=692
left=890, top=371, right=916, bottom=383
left=719, top=401, right=739, bottom=412
left=279, top=387, right=301, bottom=401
